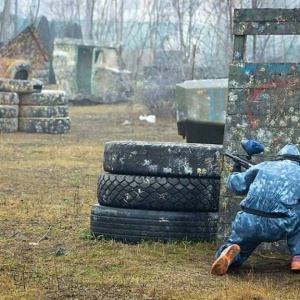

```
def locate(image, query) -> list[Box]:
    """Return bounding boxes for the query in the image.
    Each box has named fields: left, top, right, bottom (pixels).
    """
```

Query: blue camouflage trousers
left=215, top=211, right=300, bottom=266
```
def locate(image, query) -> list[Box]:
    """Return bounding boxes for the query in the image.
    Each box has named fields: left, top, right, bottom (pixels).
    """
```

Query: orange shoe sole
left=291, top=263, right=300, bottom=271
left=211, top=244, right=240, bottom=276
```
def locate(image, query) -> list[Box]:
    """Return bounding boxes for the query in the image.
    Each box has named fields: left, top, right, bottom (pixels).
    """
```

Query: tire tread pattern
left=0, top=118, right=18, bottom=132
left=0, top=92, right=19, bottom=105
left=18, top=117, right=71, bottom=134
left=0, top=79, right=40, bottom=93
left=103, top=141, right=222, bottom=178
left=0, top=105, right=18, bottom=118
left=19, top=90, right=68, bottom=106
left=90, top=204, right=218, bottom=243
left=97, top=173, right=220, bottom=212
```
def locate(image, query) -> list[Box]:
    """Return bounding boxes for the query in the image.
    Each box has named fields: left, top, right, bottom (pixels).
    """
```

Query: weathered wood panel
left=227, top=89, right=300, bottom=119
left=229, top=63, right=300, bottom=88
left=218, top=9, right=300, bottom=254
left=234, top=8, right=300, bottom=22
left=233, top=22, right=300, bottom=35
left=234, top=9, right=300, bottom=35
left=232, top=36, right=246, bottom=62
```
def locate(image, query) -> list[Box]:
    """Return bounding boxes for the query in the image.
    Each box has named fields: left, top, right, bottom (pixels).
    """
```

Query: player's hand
left=232, top=163, right=242, bottom=173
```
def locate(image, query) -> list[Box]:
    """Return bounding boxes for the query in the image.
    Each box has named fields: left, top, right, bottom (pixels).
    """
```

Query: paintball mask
left=241, top=139, right=264, bottom=159
left=276, top=143, right=300, bottom=162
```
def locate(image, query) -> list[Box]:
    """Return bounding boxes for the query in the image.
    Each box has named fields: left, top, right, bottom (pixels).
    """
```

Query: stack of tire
left=91, top=141, right=223, bottom=243
left=0, top=91, right=19, bottom=133
left=0, top=78, right=70, bottom=134
left=0, top=78, right=41, bottom=133
left=19, top=90, right=70, bottom=134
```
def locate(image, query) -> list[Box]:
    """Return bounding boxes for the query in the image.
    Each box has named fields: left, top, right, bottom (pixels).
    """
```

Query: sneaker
left=211, top=244, right=241, bottom=276
left=291, top=255, right=300, bottom=271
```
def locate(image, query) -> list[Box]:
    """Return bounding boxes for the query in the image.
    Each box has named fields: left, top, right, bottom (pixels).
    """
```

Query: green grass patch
left=0, top=104, right=299, bottom=299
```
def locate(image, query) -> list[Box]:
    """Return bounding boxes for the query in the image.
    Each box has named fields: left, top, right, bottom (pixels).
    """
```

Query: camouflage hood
left=277, top=143, right=300, bottom=161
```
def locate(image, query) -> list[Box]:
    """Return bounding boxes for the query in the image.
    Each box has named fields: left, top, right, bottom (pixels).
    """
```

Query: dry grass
left=1, top=103, right=300, bottom=299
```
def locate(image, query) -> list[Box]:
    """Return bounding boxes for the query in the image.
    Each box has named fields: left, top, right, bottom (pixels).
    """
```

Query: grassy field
left=1, top=104, right=300, bottom=300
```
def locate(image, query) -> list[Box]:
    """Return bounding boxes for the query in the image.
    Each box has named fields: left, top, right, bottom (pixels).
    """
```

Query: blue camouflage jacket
left=227, top=160, right=300, bottom=216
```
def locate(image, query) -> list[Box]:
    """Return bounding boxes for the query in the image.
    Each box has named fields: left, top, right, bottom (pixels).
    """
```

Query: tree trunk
left=85, top=0, right=95, bottom=39
left=1, top=0, right=12, bottom=43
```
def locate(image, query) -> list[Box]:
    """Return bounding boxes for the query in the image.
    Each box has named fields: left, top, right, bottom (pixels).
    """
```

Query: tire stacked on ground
left=0, top=78, right=42, bottom=94
left=0, top=78, right=70, bottom=134
left=0, top=79, right=42, bottom=133
left=91, top=141, right=223, bottom=243
left=0, top=92, right=19, bottom=133
left=18, top=90, right=70, bottom=134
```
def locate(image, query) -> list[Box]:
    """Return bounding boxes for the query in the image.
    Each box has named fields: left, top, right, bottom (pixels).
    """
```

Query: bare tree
left=85, top=0, right=95, bottom=39
left=3, top=0, right=300, bottom=81
left=170, top=0, right=202, bottom=64
left=113, top=0, right=124, bottom=45
left=0, top=0, right=12, bottom=42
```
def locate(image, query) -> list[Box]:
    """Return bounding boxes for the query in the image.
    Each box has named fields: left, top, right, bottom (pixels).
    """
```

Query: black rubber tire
left=103, top=141, right=222, bottom=178
left=97, top=173, right=220, bottom=212
left=19, top=90, right=68, bottom=106
left=0, top=118, right=18, bottom=133
left=0, top=92, right=19, bottom=105
left=18, top=117, right=71, bottom=134
left=19, top=105, right=69, bottom=118
left=0, top=105, right=19, bottom=118
left=5, top=60, right=32, bottom=80
left=90, top=204, right=218, bottom=243
left=0, top=79, right=41, bottom=93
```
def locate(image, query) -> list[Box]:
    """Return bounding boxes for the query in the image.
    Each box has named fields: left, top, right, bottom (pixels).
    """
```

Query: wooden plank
left=228, top=63, right=300, bottom=88
left=234, top=8, right=300, bottom=22
left=232, top=36, right=246, bottom=62
left=233, top=21, right=300, bottom=35
left=226, top=113, right=300, bottom=130
left=219, top=8, right=300, bottom=252
left=228, top=85, right=300, bottom=103
left=227, top=88, right=271, bottom=116
left=225, top=114, right=300, bottom=143
left=218, top=195, right=243, bottom=220
left=227, top=88, right=300, bottom=131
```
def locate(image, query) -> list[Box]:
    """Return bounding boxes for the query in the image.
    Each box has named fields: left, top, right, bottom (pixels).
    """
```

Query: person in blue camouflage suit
left=211, top=142, right=300, bottom=276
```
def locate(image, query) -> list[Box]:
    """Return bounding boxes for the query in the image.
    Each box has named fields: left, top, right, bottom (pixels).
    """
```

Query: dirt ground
left=1, top=103, right=300, bottom=300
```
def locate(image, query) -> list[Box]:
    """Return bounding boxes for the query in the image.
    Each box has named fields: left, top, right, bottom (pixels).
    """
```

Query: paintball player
left=211, top=142, right=300, bottom=276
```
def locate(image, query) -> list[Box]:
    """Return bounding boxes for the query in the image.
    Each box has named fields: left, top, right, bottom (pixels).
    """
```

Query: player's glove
left=232, top=163, right=242, bottom=173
